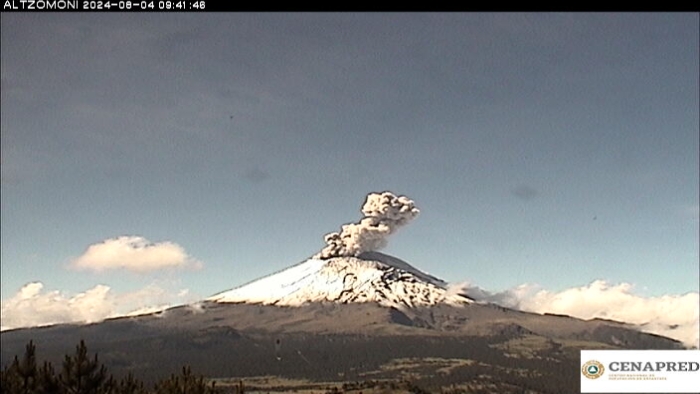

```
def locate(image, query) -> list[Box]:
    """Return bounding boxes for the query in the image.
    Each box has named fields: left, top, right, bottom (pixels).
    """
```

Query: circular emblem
left=581, top=360, right=605, bottom=379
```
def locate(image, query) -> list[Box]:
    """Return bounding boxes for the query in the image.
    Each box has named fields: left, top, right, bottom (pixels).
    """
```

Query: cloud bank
left=0, top=281, right=195, bottom=331
left=71, top=236, right=202, bottom=272
left=453, top=280, right=699, bottom=348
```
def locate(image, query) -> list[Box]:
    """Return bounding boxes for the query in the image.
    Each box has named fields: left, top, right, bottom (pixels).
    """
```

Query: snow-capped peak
left=207, top=252, right=472, bottom=308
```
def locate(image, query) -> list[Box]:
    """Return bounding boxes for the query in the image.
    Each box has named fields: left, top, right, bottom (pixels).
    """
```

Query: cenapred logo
left=581, top=350, right=700, bottom=393
left=582, top=360, right=605, bottom=379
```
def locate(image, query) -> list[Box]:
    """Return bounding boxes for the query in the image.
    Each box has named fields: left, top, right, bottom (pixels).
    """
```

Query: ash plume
left=314, top=192, right=420, bottom=259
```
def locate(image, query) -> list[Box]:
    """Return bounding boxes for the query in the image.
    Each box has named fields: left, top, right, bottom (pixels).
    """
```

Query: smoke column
left=314, top=192, right=420, bottom=259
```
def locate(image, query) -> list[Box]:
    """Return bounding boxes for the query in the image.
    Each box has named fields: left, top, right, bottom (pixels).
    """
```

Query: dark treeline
left=2, top=337, right=581, bottom=393
left=0, top=340, right=220, bottom=394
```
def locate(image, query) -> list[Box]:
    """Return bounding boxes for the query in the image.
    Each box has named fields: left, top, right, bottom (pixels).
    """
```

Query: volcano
left=0, top=192, right=688, bottom=391
left=0, top=251, right=685, bottom=391
left=208, top=252, right=472, bottom=308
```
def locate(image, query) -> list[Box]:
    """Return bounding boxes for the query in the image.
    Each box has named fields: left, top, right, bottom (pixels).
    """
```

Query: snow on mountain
left=207, top=252, right=472, bottom=308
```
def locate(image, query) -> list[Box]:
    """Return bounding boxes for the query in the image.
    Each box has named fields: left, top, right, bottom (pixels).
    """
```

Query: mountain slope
left=0, top=251, right=686, bottom=390
left=0, top=300, right=684, bottom=387
left=207, top=252, right=472, bottom=308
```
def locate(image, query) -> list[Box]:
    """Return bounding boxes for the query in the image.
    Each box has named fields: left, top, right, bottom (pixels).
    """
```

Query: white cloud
left=71, top=236, right=202, bottom=272
left=0, top=281, right=196, bottom=331
left=456, top=280, right=699, bottom=349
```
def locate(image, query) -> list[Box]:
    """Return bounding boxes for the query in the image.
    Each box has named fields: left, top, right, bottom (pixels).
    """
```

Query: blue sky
left=1, top=14, right=698, bottom=325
